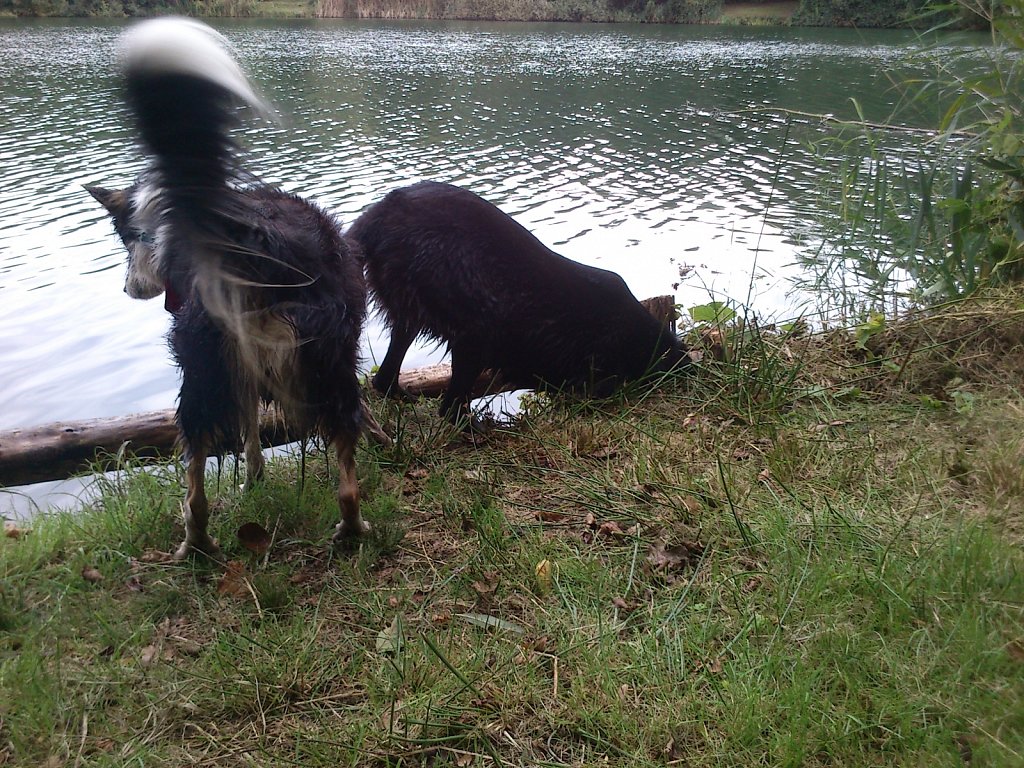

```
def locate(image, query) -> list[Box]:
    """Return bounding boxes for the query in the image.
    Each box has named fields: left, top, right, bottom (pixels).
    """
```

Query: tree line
left=0, top=0, right=260, bottom=15
left=0, top=0, right=988, bottom=26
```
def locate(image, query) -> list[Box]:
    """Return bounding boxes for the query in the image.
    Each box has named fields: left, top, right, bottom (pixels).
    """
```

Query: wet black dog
left=87, top=18, right=378, bottom=559
left=348, top=181, right=688, bottom=423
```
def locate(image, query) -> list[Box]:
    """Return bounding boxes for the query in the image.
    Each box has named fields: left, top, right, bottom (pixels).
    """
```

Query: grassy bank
left=3, top=292, right=1023, bottom=766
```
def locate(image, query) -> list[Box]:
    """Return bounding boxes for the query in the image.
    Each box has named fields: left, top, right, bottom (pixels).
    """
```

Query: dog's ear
left=84, top=185, right=129, bottom=217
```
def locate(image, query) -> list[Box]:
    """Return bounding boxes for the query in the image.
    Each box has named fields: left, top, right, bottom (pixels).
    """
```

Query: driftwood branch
left=0, top=296, right=677, bottom=487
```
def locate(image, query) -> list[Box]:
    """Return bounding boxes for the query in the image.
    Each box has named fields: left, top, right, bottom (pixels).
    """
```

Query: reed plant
left=798, top=0, right=1024, bottom=319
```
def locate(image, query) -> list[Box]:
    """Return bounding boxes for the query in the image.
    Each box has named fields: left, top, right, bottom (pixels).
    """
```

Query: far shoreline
left=3, top=2, right=979, bottom=30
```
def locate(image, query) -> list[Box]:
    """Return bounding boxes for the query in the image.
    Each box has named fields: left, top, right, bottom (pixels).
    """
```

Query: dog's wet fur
left=348, top=181, right=689, bottom=424
left=87, top=18, right=376, bottom=559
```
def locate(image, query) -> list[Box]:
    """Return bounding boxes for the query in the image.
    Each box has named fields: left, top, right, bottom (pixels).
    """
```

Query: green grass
left=3, top=299, right=1024, bottom=766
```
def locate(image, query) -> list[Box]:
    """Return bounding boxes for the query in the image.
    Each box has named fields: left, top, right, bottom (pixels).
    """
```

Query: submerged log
left=0, top=296, right=677, bottom=487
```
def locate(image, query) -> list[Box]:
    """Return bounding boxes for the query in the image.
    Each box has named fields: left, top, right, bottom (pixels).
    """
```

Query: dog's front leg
left=331, top=432, right=370, bottom=541
left=440, top=353, right=485, bottom=430
left=174, top=447, right=222, bottom=560
left=372, top=324, right=418, bottom=401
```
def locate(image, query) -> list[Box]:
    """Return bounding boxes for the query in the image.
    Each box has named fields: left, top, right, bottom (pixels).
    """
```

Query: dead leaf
left=237, top=522, right=271, bottom=554
left=583, top=512, right=597, bottom=528
left=376, top=615, right=403, bottom=655
left=81, top=566, right=103, bottom=584
left=175, top=638, right=203, bottom=657
left=4, top=524, right=29, bottom=539
left=679, top=495, right=702, bottom=514
left=532, top=450, right=556, bottom=468
left=648, top=540, right=706, bottom=573
left=598, top=520, right=626, bottom=538
left=139, top=549, right=173, bottom=564
left=810, top=420, right=849, bottom=433
left=405, top=468, right=429, bottom=480
left=681, top=412, right=702, bottom=429
left=535, top=510, right=567, bottom=523
left=126, top=575, right=144, bottom=592
left=957, top=733, right=977, bottom=765
left=140, top=644, right=160, bottom=667
left=757, top=468, right=772, bottom=483
left=700, top=327, right=727, bottom=361
left=216, top=560, right=250, bottom=598
left=472, top=571, right=499, bottom=597
left=611, top=596, right=634, bottom=615
left=663, top=737, right=678, bottom=761
left=1006, top=640, right=1024, bottom=662
left=732, top=447, right=753, bottom=461
left=535, top=559, right=553, bottom=594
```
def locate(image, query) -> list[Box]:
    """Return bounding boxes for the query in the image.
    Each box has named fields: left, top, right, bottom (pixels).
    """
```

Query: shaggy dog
left=347, top=181, right=689, bottom=424
left=88, top=18, right=377, bottom=559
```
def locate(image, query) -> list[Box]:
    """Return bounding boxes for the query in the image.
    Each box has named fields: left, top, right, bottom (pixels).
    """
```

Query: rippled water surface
left=0, top=19, right=987, bottom=507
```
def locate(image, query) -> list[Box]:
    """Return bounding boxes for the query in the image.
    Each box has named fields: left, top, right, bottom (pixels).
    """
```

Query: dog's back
left=171, top=187, right=366, bottom=439
left=350, top=181, right=686, bottom=420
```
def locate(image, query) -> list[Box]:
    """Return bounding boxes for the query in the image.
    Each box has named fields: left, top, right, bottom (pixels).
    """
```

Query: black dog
left=348, top=181, right=688, bottom=423
left=87, top=18, right=379, bottom=559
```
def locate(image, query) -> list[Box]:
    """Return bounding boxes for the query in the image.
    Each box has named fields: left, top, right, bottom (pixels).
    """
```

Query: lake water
left=0, top=18, right=987, bottom=511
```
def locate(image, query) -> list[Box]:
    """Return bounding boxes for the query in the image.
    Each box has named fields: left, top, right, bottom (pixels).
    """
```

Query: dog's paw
left=173, top=535, right=222, bottom=562
left=332, top=518, right=371, bottom=542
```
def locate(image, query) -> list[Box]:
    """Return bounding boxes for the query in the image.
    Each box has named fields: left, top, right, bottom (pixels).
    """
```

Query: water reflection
left=0, top=19, right=989, bottom=510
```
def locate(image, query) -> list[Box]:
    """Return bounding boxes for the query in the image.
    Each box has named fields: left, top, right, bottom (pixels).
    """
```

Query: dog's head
left=85, top=182, right=165, bottom=301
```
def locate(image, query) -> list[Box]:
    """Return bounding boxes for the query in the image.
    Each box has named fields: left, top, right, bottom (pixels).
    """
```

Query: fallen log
left=0, top=365, right=463, bottom=488
left=0, top=296, right=677, bottom=487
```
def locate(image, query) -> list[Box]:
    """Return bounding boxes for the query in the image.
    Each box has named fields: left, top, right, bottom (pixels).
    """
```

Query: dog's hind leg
left=174, top=445, right=222, bottom=561
left=372, top=324, right=417, bottom=399
left=331, top=431, right=370, bottom=541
